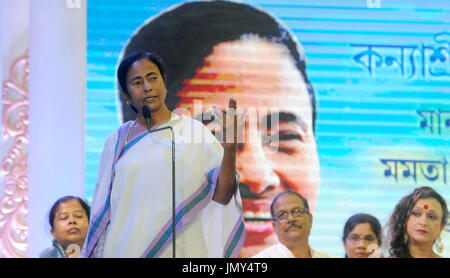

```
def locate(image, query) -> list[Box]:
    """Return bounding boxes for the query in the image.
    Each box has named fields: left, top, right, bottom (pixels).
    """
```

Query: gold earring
left=435, top=237, right=444, bottom=253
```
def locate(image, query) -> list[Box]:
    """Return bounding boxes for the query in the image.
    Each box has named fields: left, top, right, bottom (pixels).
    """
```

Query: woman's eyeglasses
left=347, top=234, right=377, bottom=243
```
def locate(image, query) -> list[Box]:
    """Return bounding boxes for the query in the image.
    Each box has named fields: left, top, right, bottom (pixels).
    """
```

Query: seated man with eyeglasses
left=253, top=190, right=335, bottom=258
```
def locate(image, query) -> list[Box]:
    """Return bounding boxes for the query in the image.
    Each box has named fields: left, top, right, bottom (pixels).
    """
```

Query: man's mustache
left=285, top=222, right=303, bottom=232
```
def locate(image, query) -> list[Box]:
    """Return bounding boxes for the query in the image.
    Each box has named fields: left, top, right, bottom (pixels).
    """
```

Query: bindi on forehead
left=424, top=204, right=429, bottom=210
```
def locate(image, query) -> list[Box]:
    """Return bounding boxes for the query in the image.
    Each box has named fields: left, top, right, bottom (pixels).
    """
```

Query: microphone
left=141, top=105, right=176, bottom=258
left=142, top=105, right=151, bottom=130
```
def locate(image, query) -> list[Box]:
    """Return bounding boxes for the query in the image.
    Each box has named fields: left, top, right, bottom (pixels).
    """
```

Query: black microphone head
left=142, top=105, right=151, bottom=120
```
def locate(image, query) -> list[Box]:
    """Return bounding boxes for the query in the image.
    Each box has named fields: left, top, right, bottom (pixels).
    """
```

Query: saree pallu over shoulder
left=83, top=115, right=245, bottom=257
left=82, top=121, right=132, bottom=258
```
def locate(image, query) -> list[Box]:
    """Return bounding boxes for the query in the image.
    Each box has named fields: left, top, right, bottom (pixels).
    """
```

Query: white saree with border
left=82, top=114, right=245, bottom=258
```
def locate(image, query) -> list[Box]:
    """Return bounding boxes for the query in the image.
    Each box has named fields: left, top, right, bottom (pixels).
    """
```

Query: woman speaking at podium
left=82, top=52, right=245, bottom=258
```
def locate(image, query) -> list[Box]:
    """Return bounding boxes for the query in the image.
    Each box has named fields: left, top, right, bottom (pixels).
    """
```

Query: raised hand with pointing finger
left=212, top=98, right=246, bottom=205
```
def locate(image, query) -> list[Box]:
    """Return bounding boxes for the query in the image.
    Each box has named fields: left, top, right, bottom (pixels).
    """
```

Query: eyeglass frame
left=272, top=208, right=310, bottom=223
left=346, top=234, right=378, bottom=244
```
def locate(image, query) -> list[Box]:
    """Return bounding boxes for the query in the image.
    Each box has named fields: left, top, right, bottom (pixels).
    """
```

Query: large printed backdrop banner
left=86, top=0, right=450, bottom=257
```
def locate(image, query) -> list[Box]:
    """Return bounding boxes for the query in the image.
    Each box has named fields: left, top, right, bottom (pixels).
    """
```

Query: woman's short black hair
left=48, top=196, right=91, bottom=230
left=117, top=51, right=167, bottom=113
left=342, top=213, right=382, bottom=245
